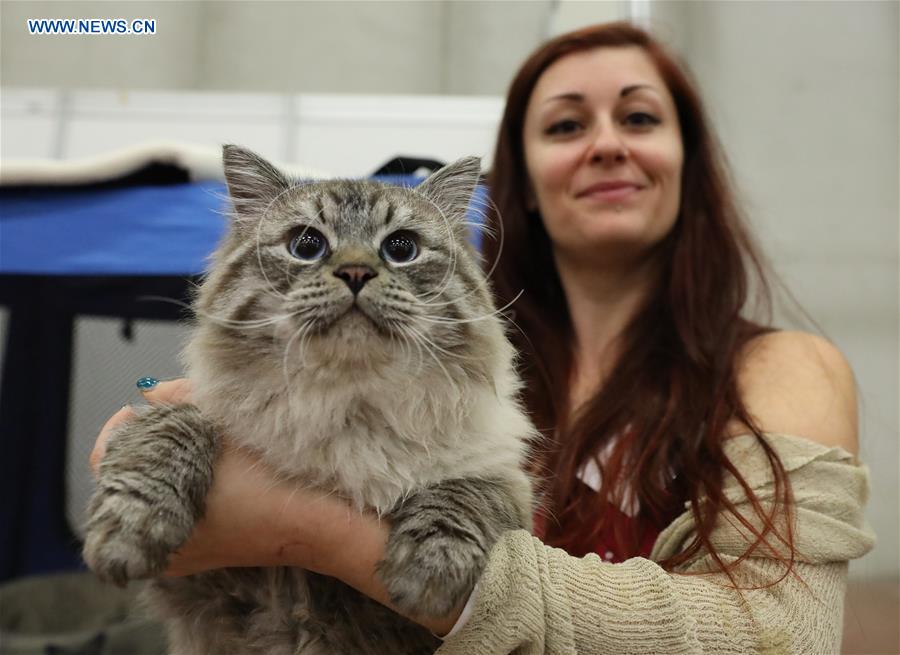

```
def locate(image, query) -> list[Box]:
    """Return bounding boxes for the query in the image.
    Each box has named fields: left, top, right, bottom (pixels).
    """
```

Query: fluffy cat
left=83, top=146, right=535, bottom=654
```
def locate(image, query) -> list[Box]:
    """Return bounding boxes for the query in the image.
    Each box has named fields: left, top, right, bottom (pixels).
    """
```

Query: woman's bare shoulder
left=731, top=330, right=859, bottom=455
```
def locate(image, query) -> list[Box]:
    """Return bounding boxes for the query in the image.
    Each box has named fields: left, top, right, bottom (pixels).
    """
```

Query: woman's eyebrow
left=543, top=92, right=585, bottom=105
left=621, top=84, right=660, bottom=98
left=543, top=85, right=661, bottom=105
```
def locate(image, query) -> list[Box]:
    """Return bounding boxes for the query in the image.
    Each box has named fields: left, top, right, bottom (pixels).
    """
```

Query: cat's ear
left=222, top=145, right=290, bottom=219
left=416, top=156, right=482, bottom=223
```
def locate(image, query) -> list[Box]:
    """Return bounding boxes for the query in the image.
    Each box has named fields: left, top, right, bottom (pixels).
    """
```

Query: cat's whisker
left=388, top=323, right=416, bottom=370
left=419, top=289, right=525, bottom=327
left=395, top=323, right=428, bottom=377
left=295, top=318, right=317, bottom=356
left=395, top=323, right=429, bottom=378
left=205, top=310, right=299, bottom=330
left=404, top=321, right=486, bottom=363
left=474, top=193, right=508, bottom=288
left=281, top=319, right=315, bottom=388
left=404, top=323, right=438, bottom=376
left=409, top=333, right=428, bottom=378
left=404, top=322, right=453, bottom=358
left=138, top=295, right=301, bottom=330
left=297, top=318, right=319, bottom=361
left=402, top=325, right=459, bottom=392
left=136, top=294, right=195, bottom=314
left=496, top=307, right=531, bottom=346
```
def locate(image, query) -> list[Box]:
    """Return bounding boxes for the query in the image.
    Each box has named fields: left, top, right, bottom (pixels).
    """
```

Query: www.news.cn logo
left=27, top=18, right=156, bottom=35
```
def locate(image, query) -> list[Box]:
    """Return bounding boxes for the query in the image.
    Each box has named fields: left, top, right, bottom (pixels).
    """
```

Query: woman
left=93, top=22, right=872, bottom=653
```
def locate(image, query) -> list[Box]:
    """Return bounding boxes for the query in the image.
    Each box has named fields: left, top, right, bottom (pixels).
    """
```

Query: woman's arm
left=192, top=444, right=466, bottom=636
left=91, top=383, right=465, bottom=636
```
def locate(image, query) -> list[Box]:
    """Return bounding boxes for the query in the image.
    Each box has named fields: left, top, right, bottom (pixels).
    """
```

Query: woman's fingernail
left=136, top=377, right=159, bottom=391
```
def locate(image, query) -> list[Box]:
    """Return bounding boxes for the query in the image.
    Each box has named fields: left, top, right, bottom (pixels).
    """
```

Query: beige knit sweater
left=438, top=433, right=875, bottom=655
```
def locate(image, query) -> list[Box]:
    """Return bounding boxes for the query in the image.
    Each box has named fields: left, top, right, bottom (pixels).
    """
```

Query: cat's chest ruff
left=189, top=338, right=494, bottom=509
left=216, top=367, right=462, bottom=496
left=240, top=389, right=445, bottom=510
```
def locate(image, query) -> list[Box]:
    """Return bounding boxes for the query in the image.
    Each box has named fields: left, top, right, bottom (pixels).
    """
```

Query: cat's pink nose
left=334, top=264, right=377, bottom=295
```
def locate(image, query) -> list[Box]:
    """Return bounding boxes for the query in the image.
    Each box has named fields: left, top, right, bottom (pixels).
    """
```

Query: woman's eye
left=546, top=119, right=582, bottom=136
left=625, top=112, right=661, bottom=127
left=380, top=231, right=419, bottom=264
left=288, top=227, right=329, bottom=262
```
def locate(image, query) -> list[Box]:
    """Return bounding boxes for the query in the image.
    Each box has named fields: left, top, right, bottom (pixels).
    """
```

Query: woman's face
left=523, top=46, right=684, bottom=265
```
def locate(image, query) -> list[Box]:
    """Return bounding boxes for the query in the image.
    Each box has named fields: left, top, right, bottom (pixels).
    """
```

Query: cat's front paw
left=379, top=478, right=523, bottom=619
left=379, top=532, right=486, bottom=618
left=82, top=404, right=218, bottom=586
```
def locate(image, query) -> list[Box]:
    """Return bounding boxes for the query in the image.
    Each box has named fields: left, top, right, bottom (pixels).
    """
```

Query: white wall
left=0, top=1, right=555, bottom=95
left=677, top=1, right=898, bottom=581
left=549, top=0, right=628, bottom=35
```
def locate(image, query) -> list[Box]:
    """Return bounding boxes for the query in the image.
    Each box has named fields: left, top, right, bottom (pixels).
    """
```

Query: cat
left=83, top=145, right=536, bottom=654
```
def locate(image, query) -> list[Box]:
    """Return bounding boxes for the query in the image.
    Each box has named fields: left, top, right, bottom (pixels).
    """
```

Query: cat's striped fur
left=83, top=146, right=536, bottom=654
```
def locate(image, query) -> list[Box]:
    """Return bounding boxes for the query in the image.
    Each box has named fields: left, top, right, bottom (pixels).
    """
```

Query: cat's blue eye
left=380, top=231, right=418, bottom=264
left=288, top=227, right=329, bottom=262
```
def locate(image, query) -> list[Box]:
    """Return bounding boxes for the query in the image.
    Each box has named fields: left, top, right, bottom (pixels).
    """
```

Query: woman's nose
left=587, top=125, right=629, bottom=164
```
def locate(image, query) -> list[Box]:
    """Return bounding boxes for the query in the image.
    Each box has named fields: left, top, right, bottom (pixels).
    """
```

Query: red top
left=533, top=499, right=663, bottom=562
left=591, top=504, right=662, bottom=562
left=534, top=430, right=670, bottom=561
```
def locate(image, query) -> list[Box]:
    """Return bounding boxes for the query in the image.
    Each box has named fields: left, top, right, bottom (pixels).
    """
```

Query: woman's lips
left=578, top=184, right=643, bottom=202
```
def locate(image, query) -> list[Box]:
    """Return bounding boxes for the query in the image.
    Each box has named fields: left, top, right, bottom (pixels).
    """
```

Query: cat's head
left=195, top=145, right=502, bottom=373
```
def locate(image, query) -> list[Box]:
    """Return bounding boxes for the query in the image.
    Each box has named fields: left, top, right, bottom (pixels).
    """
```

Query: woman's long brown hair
left=484, top=22, right=795, bottom=579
